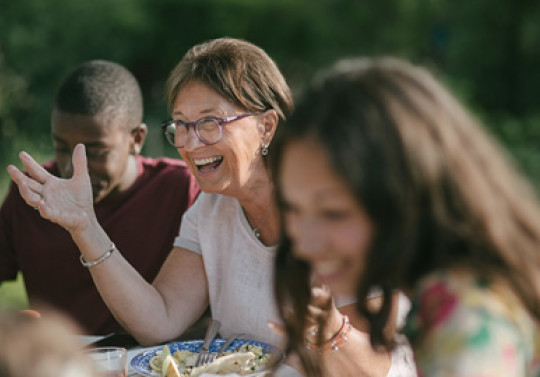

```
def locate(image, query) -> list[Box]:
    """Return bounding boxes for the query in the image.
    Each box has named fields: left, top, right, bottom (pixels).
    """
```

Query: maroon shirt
left=0, top=155, right=199, bottom=334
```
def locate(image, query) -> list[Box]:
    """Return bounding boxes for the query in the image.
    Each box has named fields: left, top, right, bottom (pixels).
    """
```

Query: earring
left=261, top=144, right=269, bottom=156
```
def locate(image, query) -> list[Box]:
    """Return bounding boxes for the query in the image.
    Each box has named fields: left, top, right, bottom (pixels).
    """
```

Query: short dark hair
left=53, top=60, right=143, bottom=128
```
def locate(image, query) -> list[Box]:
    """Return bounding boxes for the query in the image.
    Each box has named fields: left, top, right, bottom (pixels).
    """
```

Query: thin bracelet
left=305, top=315, right=351, bottom=353
left=80, top=243, right=116, bottom=268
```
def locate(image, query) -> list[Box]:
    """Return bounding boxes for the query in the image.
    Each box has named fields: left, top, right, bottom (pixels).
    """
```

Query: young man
left=0, top=60, right=199, bottom=335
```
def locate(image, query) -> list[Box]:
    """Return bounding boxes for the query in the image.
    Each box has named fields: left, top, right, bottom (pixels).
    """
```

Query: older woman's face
left=279, top=139, right=375, bottom=295
left=172, top=81, right=264, bottom=195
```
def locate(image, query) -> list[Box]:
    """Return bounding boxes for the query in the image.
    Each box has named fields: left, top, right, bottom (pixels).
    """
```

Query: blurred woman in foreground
left=271, top=57, right=540, bottom=376
left=0, top=308, right=98, bottom=377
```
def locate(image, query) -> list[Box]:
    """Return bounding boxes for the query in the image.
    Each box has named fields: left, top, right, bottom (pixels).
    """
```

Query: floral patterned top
left=403, top=269, right=540, bottom=376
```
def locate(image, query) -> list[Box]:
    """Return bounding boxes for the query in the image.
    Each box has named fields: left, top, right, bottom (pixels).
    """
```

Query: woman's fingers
left=7, top=147, right=94, bottom=232
left=267, top=321, right=287, bottom=337
left=306, top=286, right=332, bottom=326
left=71, top=144, right=89, bottom=181
left=310, top=285, right=332, bottom=308
left=305, top=284, right=344, bottom=343
left=305, top=296, right=332, bottom=343
left=19, top=151, right=50, bottom=184
left=7, top=165, right=25, bottom=186
left=6, top=165, right=44, bottom=208
left=307, top=303, right=327, bottom=320
left=20, top=309, right=41, bottom=318
left=7, top=150, right=55, bottom=209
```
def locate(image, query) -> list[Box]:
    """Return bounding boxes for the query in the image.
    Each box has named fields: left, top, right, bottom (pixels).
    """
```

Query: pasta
left=148, top=344, right=271, bottom=377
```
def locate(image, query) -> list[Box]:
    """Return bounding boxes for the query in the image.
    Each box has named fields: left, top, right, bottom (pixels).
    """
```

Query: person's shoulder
left=137, top=156, right=194, bottom=180
left=411, top=269, right=491, bottom=314
left=406, top=269, right=538, bottom=375
left=409, top=268, right=530, bottom=335
left=414, top=268, right=515, bottom=304
left=138, top=155, right=189, bottom=170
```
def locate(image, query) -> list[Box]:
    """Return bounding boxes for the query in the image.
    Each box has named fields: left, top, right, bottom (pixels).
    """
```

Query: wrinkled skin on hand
left=7, top=144, right=96, bottom=233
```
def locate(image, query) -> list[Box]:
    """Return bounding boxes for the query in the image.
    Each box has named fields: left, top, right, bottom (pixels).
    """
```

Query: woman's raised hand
left=304, top=285, right=344, bottom=347
left=7, top=144, right=95, bottom=233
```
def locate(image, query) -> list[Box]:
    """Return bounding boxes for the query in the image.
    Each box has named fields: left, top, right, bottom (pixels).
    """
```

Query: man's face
left=51, top=110, right=137, bottom=203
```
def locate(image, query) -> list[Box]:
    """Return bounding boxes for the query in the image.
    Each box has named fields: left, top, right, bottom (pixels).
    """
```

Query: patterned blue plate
left=130, top=338, right=282, bottom=376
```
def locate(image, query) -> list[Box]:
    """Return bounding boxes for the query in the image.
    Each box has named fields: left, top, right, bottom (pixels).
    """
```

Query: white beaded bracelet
left=80, top=243, right=116, bottom=268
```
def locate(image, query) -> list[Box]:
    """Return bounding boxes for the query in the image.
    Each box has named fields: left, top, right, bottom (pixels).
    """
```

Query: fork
left=206, top=332, right=246, bottom=364
left=195, top=319, right=221, bottom=367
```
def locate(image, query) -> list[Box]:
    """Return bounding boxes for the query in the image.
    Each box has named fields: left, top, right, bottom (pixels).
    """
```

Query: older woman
left=7, top=37, right=290, bottom=346
left=7, top=38, right=406, bottom=376
left=272, top=57, right=540, bottom=376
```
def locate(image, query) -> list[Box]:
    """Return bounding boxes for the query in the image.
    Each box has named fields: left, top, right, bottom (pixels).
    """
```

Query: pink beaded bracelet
left=305, top=315, right=351, bottom=353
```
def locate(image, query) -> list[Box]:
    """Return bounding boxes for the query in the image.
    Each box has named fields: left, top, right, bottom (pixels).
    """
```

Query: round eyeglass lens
left=165, top=123, right=180, bottom=147
left=197, top=118, right=222, bottom=145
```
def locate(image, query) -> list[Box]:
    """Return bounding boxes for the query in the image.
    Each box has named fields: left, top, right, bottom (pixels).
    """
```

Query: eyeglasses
left=161, top=113, right=253, bottom=148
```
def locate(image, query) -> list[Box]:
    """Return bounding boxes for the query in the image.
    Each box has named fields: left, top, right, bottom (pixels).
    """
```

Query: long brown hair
left=271, top=57, right=540, bottom=375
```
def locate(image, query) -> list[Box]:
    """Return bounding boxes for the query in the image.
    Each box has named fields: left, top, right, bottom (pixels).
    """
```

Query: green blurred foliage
left=1, top=0, right=540, bottom=190
left=0, top=273, right=28, bottom=310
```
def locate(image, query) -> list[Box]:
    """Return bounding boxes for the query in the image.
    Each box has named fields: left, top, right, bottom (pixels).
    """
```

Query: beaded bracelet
left=305, top=315, right=351, bottom=353
left=80, top=243, right=116, bottom=268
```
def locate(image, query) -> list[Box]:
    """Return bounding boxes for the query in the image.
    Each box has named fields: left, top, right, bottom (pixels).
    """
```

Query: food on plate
left=190, top=352, right=254, bottom=377
left=148, top=343, right=271, bottom=376
left=163, top=355, right=182, bottom=377
left=149, top=345, right=171, bottom=373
